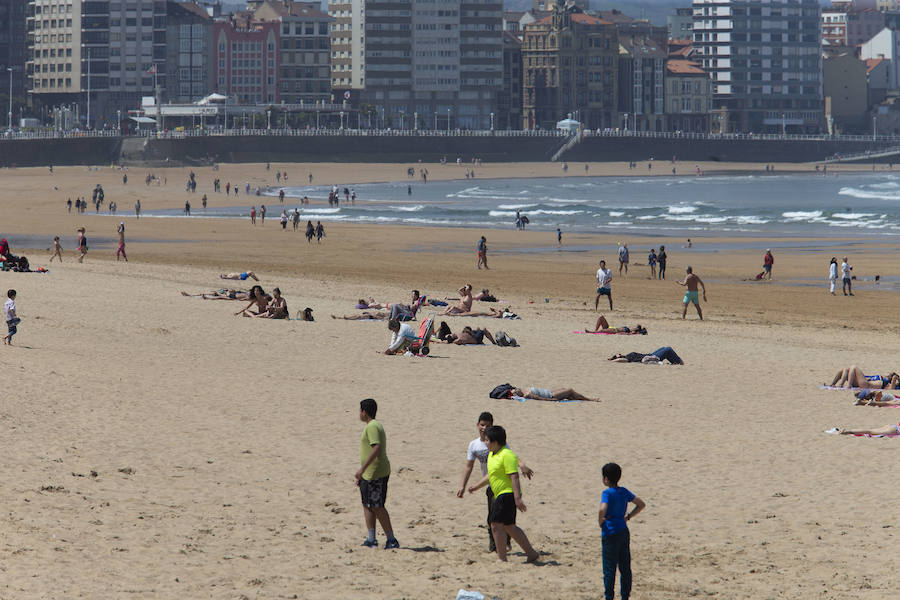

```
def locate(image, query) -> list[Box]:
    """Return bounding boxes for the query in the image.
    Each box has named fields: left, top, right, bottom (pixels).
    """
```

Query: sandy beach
left=1, top=161, right=899, bottom=599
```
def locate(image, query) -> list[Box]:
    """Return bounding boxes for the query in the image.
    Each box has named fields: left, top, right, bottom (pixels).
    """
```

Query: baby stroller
left=408, top=315, right=435, bottom=356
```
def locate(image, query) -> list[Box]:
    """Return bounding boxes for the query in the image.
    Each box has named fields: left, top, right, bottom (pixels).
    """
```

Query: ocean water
left=143, top=173, right=900, bottom=237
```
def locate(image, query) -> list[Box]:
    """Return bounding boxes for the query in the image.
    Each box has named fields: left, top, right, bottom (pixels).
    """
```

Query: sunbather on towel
left=437, top=322, right=496, bottom=345
left=441, top=284, right=474, bottom=315
left=181, top=289, right=251, bottom=301
left=827, top=367, right=899, bottom=389
left=834, top=422, right=900, bottom=436
left=608, top=347, right=684, bottom=365
left=356, top=298, right=387, bottom=309
left=586, top=315, right=647, bottom=334
left=510, top=386, right=599, bottom=402
left=853, top=390, right=900, bottom=406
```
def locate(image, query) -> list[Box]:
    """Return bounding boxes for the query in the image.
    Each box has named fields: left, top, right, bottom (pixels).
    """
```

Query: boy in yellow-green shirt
left=355, top=398, right=399, bottom=549
left=467, top=425, right=539, bottom=563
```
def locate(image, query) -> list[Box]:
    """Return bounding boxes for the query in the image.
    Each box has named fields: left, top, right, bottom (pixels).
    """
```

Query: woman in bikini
left=585, top=315, right=647, bottom=334
left=836, top=422, right=900, bottom=436
left=827, top=367, right=900, bottom=389
left=255, top=287, right=288, bottom=319
left=509, top=386, right=599, bottom=402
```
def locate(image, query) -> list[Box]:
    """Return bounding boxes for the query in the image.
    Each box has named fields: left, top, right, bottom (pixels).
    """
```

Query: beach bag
left=489, top=383, right=514, bottom=399
left=495, top=331, right=518, bottom=347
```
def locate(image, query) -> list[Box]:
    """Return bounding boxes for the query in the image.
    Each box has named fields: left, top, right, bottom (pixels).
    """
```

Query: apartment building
left=668, top=7, right=694, bottom=41
left=252, top=1, right=331, bottom=104
left=522, top=5, right=618, bottom=130
left=213, top=19, right=279, bottom=105
left=666, top=59, right=711, bottom=133
left=1, top=0, right=28, bottom=120
left=618, top=35, right=667, bottom=132
left=498, top=30, right=522, bottom=129
left=327, top=0, right=361, bottom=91
left=27, top=0, right=81, bottom=109
left=166, top=0, right=214, bottom=103
left=822, top=5, right=883, bottom=47
left=692, top=0, right=824, bottom=134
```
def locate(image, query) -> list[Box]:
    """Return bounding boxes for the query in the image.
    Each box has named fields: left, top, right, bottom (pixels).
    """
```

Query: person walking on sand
left=135, top=199, right=141, bottom=219
left=657, top=245, right=667, bottom=280
left=49, top=236, right=63, bottom=262
left=678, top=266, right=706, bottom=319
left=595, top=259, right=613, bottom=310
left=557, top=227, right=562, bottom=246
left=648, top=248, right=657, bottom=279
left=4, top=289, right=20, bottom=345
left=306, top=220, right=315, bottom=243
left=598, top=463, right=646, bottom=600
left=76, top=227, right=88, bottom=263
left=116, top=222, right=128, bottom=262
left=841, top=257, right=853, bottom=296
left=467, top=425, right=540, bottom=563
left=315, top=221, right=325, bottom=243
left=477, top=236, right=489, bottom=270
left=250, top=206, right=257, bottom=225
left=618, top=244, right=629, bottom=275
left=763, top=249, right=774, bottom=280
left=260, top=205, right=267, bottom=225
left=356, top=399, right=399, bottom=550
left=829, top=257, right=838, bottom=295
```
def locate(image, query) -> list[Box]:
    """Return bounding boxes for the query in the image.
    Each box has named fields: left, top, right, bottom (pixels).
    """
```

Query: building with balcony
left=1, top=0, right=28, bottom=124
left=666, top=59, right=711, bottom=133
left=668, top=7, right=694, bottom=41
left=498, top=30, right=522, bottom=129
left=692, top=0, right=824, bottom=134
left=618, top=35, right=667, bottom=132
left=252, top=0, right=332, bottom=105
left=522, top=5, right=618, bottom=130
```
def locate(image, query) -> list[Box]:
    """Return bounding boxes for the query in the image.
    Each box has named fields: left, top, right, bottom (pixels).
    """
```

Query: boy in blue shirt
left=598, top=463, right=646, bottom=600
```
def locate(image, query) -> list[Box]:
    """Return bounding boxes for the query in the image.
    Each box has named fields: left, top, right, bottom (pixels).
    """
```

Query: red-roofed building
left=665, top=60, right=711, bottom=133
left=213, top=19, right=280, bottom=106
left=522, top=5, right=618, bottom=129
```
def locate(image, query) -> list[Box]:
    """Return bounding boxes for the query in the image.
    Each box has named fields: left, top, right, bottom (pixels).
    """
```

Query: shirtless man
left=116, top=222, right=128, bottom=261
left=442, top=285, right=474, bottom=315
left=235, top=285, right=270, bottom=316
left=221, top=271, right=259, bottom=282
left=678, top=266, right=706, bottom=320
left=180, top=289, right=251, bottom=301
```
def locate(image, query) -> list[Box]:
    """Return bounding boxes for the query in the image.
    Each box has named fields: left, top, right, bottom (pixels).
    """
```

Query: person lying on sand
left=356, top=298, right=388, bottom=309
left=832, top=422, right=900, bottom=436
left=221, top=271, right=259, bottom=281
left=473, top=289, right=497, bottom=302
left=181, top=289, right=251, bottom=301
left=436, top=322, right=496, bottom=345
left=827, top=367, right=899, bottom=389
left=853, top=390, right=900, bottom=406
left=253, top=287, right=288, bottom=319
left=586, top=315, right=647, bottom=334
left=235, top=285, right=270, bottom=316
left=510, top=386, right=599, bottom=402
left=608, top=347, right=684, bottom=365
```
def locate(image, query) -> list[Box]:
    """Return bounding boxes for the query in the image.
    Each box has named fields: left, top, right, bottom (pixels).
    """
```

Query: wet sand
left=1, top=162, right=899, bottom=599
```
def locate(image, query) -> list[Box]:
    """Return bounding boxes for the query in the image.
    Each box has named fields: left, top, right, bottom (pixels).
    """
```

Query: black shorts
left=359, top=475, right=389, bottom=508
left=490, top=492, right=517, bottom=525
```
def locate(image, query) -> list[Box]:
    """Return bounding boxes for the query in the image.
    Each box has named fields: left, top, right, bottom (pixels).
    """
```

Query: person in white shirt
left=4, top=289, right=20, bottom=345
left=384, top=319, right=418, bottom=354
left=456, top=411, right=533, bottom=552
left=841, top=257, right=853, bottom=296
left=828, top=257, right=838, bottom=295
left=595, top=259, right=613, bottom=310
left=618, top=244, right=629, bottom=275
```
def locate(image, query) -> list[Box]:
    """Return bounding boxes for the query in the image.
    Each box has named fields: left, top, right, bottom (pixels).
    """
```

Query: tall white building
left=692, top=0, right=823, bottom=133
left=328, top=0, right=503, bottom=130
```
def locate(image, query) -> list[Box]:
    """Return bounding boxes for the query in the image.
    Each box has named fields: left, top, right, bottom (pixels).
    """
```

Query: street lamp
left=414, top=111, right=418, bottom=130
left=116, top=109, right=121, bottom=133
left=316, top=110, right=320, bottom=130
left=7, top=67, right=12, bottom=132
left=781, top=112, right=786, bottom=137
left=434, top=112, right=437, bottom=130
left=340, top=110, right=344, bottom=130
left=873, top=115, right=877, bottom=141
left=490, top=112, right=494, bottom=132
left=267, top=109, right=271, bottom=130
left=447, top=108, right=451, bottom=133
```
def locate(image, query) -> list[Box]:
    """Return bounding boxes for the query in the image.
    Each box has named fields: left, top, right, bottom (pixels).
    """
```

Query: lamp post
left=340, top=110, right=344, bottom=130
left=86, top=47, right=91, bottom=129
left=490, top=112, right=494, bottom=132
left=873, top=115, right=877, bottom=141
left=7, top=67, right=12, bottom=132
left=781, top=112, right=786, bottom=137
left=116, top=109, right=121, bottom=133
left=316, top=109, right=320, bottom=130
left=414, top=111, right=418, bottom=130
left=399, top=111, right=404, bottom=130
left=434, top=112, right=437, bottom=130
left=267, top=109, right=271, bottom=130
left=447, top=108, right=450, bottom=133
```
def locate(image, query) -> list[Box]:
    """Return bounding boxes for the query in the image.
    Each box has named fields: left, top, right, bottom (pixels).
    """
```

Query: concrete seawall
left=0, top=133, right=888, bottom=167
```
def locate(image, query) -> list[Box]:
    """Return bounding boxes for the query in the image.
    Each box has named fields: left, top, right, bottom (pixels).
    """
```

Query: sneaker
left=361, top=539, right=378, bottom=548
left=384, top=538, right=400, bottom=550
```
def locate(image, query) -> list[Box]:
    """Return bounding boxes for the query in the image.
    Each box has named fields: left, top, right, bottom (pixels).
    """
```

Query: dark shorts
left=7, top=317, right=20, bottom=335
left=490, top=492, right=517, bottom=525
left=597, top=286, right=611, bottom=296
left=359, top=475, right=389, bottom=508
left=763, top=264, right=771, bottom=272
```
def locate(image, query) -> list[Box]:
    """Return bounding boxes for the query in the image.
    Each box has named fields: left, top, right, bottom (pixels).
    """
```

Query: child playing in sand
left=598, top=463, right=646, bottom=600
left=4, top=289, right=20, bottom=345
left=456, top=412, right=533, bottom=552
left=467, top=425, right=540, bottom=563
left=49, top=236, right=63, bottom=262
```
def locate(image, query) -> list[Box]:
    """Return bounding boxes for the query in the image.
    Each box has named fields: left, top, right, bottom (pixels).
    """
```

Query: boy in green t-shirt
left=468, top=425, right=539, bottom=563
left=355, top=398, right=399, bottom=549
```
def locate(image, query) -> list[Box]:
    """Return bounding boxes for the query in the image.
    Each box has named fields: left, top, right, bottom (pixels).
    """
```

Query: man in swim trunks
left=476, top=236, right=488, bottom=270
left=220, top=271, right=259, bottom=281
left=678, top=266, right=706, bottom=320
left=595, top=260, right=613, bottom=310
